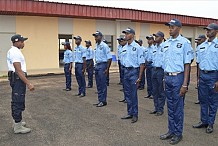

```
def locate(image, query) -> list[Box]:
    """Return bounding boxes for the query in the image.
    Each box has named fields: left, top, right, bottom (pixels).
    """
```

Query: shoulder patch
left=176, top=43, right=182, bottom=48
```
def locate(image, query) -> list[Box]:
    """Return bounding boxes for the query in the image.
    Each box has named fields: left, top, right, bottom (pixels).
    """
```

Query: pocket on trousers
left=12, top=93, right=25, bottom=103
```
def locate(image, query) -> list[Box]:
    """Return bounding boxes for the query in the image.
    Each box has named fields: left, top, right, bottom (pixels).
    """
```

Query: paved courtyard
left=0, top=68, right=217, bottom=146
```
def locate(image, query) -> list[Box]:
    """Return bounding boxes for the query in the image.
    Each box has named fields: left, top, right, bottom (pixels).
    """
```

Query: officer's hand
left=135, top=79, right=141, bottom=88
left=27, top=83, right=35, bottom=91
left=82, top=69, right=85, bottom=75
left=215, top=81, right=218, bottom=92
left=69, top=67, right=72, bottom=71
left=180, top=86, right=187, bottom=97
left=104, top=69, right=109, bottom=75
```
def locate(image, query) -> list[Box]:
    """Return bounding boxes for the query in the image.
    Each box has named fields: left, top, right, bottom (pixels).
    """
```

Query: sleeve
left=10, top=50, right=21, bottom=63
left=82, top=47, right=86, bottom=58
left=138, top=47, right=145, bottom=65
left=105, top=45, right=112, bottom=60
left=183, top=41, right=193, bottom=64
left=196, top=46, right=200, bottom=63
left=69, top=50, right=74, bottom=62
left=91, top=49, right=94, bottom=59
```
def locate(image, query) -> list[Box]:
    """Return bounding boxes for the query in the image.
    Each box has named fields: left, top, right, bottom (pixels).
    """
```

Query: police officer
left=193, top=23, right=218, bottom=134
left=120, top=28, right=145, bottom=123
left=160, top=19, right=193, bottom=145
left=149, top=31, right=166, bottom=116
left=103, top=39, right=110, bottom=86
left=92, top=31, right=112, bottom=107
left=73, top=36, right=87, bottom=97
left=7, top=34, right=34, bottom=134
left=117, top=37, right=127, bottom=103
left=85, top=40, right=94, bottom=88
left=194, top=35, right=206, bottom=104
left=145, top=35, right=155, bottom=99
left=135, top=39, right=146, bottom=90
left=62, top=42, right=74, bottom=91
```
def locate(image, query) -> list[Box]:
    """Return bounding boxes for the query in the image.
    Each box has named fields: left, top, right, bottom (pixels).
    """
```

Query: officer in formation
left=117, top=37, right=127, bottom=103
left=160, top=19, right=193, bottom=145
left=144, top=35, right=155, bottom=99
left=149, top=31, right=166, bottom=116
left=120, top=28, right=145, bottom=123
left=62, top=42, right=74, bottom=91
left=73, top=36, right=87, bottom=97
left=85, top=40, right=94, bottom=88
left=193, top=23, right=218, bottom=134
left=92, top=31, right=112, bottom=107
left=7, top=34, right=35, bottom=134
left=194, top=34, right=206, bottom=104
left=135, top=39, right=146, bottom=90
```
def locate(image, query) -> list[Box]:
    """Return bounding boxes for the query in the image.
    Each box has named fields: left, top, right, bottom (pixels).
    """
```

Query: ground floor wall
left=0, top=15, right=211, bottom=76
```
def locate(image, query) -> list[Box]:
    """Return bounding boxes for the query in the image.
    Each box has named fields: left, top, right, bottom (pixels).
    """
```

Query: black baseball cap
left=135, top=39, right=143, bottom=44
left=153, top=31, right=165, bottom=38
left=85, top=40, right=92, bottom=46
left=122, top=28, right=135, bottom=35
left=11, top=34, right=28, bottom=43
left=165, top=18, right=182, bottom=27
left=61, top=42, right=70, bottom=45
left=92, top=31, right=103, bottom=36
left=204, top=23, right=218, bottom=30
left=195, top=35, right=206, bottom=40
left=117, top=37, right=124, bottom=41
left=146, top=35, right=154, bottom=40
left=73, top=36, right=82, bottom=40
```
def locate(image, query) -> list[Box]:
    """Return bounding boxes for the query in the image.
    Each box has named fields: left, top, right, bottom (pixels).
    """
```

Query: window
left=104, top=35, right=114, bottom=52
left=58, top=34, right=72, bottom=67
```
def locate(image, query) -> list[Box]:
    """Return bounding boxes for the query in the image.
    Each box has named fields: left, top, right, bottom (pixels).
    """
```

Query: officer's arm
left=138, top=63, right=145, bottom=81
left=13, top=62, right=34, bottom=91
left=183, top=63, right=190, bottom=87
left=82, top=57, right=86, bottom=72
left=106, top=58, right=112, bottom=72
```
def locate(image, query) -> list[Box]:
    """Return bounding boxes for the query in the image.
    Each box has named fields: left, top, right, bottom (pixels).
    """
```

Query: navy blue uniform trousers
left=165, top=72, right=184, bottom=136
left=151, top=68, right=166, bottom=112
left=86, top=59, right=94, bottom=87
left=10, top=78, right=26, bottom=123
left=118, top=60, right=123, bottom=84
left=95, top=62, right=108, bottom=103
left=123, top=67, right=139, bottom=117
left=146, top=63, right=153, bottom=95
left=199, top=70, right=218, bottom=125
left=64, top=63, right=72, bottom=89
left=75, top=63, right=86, bottom=95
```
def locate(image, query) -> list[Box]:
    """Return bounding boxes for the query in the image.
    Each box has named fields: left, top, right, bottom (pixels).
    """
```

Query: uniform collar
left=11, top=46, right=20, bottom=50
left=169, top=34, right=182, bottom=41
left=205, top=37, right=218, bottom=44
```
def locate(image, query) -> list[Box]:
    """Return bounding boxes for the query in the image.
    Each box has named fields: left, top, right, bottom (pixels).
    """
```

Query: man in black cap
left=145, top=35, right=155, bottom=99
left=92, top=31, right=112, bottom=107
left=149, top=31, right=166, bottom=116
left=73, top=36, right=87, bottom=97
left=7, top=34, right=34, bottom=134
left=120, top=28, right=145, bottom=123
left=135, top=39, right=146, bottom=90
left=85, top=40, right=94, bottom=88
left=195, top=35, right=206, bottom=104
left=193, top=23, right=218, bottom=134
left=103, top=39, right=110, bottom=86
left=117, top=37, right=127, bottom=103
left=160, top=19, right=194, bottom=145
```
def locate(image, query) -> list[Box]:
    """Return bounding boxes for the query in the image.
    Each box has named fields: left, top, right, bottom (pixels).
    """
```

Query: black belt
left=200, top=70, right=218, bottom=74
left=153, top=67, right=162, bottom=70
left=96, top=62, right=107, bottom=65
left=75, top=62, right=83, bottom=64
left=86, top=59, right=93, bottom=61
left=124, top=67, right=139, bottom=70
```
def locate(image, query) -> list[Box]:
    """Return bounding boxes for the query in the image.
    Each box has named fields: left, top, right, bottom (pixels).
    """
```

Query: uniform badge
left=214, top=44, right=218, bottom=48
left=200, top=47, right=205, bottom=49
left=164, top=46, right=169, bottom=48
left=176, top=43, right=182, bottom=48
left=132, top=47, right=136, bottom=51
